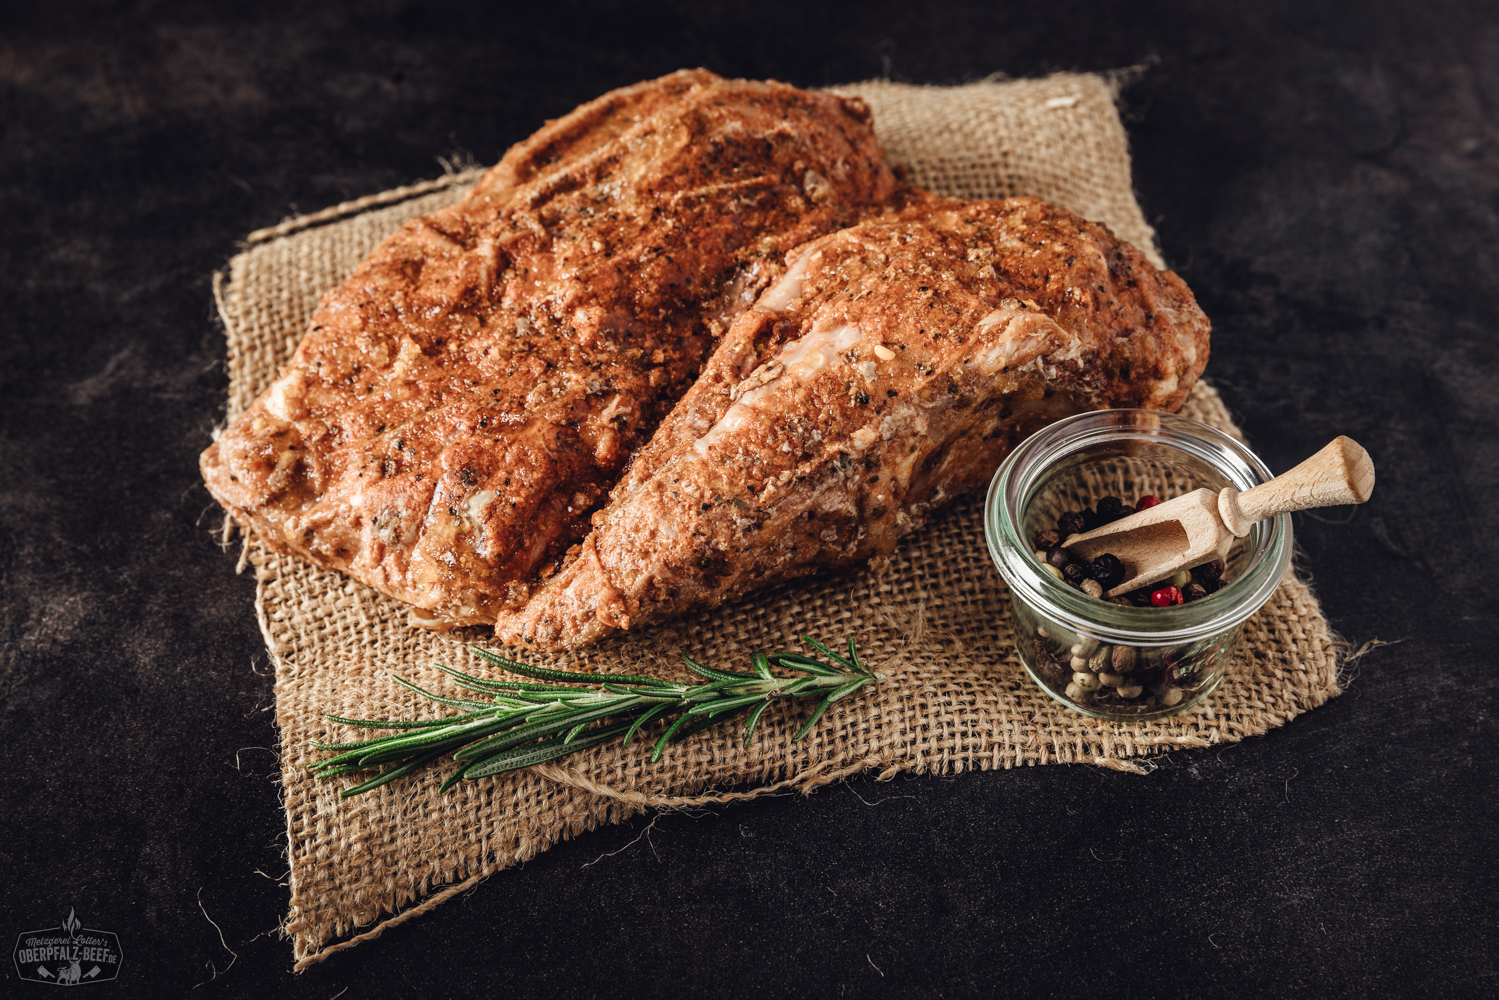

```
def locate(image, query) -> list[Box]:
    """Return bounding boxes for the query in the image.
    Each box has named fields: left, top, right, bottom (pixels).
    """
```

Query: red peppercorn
left=1151, top=585, right=1184, bottom=606
left=1137, top=495, right=1162, bottom=510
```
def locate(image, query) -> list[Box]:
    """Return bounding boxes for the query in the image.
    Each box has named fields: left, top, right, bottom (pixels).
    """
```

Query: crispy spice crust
left=495, top=196, right=1211, bottom=650
left=200, top=70, right=899, bottom=625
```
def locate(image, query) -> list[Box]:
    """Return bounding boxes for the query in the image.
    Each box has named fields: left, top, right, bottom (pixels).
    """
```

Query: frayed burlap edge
left=209, top=73, right=1342, bottom=970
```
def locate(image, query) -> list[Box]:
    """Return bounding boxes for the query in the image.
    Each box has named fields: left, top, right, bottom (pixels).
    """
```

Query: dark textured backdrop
left=2, top=2, right=1495, bottom=997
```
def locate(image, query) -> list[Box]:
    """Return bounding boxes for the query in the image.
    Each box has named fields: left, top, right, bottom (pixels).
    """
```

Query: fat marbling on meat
left=200, top=70, right=899, bottom=626
left=495, top=196, right=1211, bottom=650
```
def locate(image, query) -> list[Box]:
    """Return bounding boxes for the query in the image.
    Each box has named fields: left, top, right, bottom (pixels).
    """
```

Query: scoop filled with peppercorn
left=1033, top=494, right=1228, bottom=607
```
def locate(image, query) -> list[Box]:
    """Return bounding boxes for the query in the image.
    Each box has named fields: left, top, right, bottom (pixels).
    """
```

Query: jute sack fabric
left=213, top=73, right=1341, bottom=969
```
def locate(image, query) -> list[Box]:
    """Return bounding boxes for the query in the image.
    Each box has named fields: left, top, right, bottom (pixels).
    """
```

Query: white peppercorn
left=1072, top=671, right=1101, bottom=691
left=1117, top=684, right=1143, bottom=699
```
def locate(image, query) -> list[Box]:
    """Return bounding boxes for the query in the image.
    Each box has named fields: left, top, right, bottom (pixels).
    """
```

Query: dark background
left=2, top=1, right=1495, bottom=996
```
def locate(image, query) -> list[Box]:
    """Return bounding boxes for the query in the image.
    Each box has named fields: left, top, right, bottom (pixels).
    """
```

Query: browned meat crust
left=200, top=70, right=899, bottom=625
left=494, top=196, right=1211, bottom=650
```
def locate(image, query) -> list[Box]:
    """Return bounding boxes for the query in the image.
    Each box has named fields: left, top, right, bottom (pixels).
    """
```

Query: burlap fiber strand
left=211, top=74, right=1341, bottom=969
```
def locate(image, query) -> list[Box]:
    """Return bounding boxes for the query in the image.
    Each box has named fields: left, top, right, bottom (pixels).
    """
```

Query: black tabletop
left=3, top=2, right=1495, bottom=997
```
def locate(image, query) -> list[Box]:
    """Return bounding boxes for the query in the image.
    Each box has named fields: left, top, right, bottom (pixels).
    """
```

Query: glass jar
left=983, top=410, right=1292, bottom=720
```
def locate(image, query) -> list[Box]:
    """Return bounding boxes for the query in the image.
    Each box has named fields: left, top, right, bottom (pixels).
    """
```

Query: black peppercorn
left=1117, top=504, right=1136, bottom=519
left=1184, top=582, right=1209, bottom=602
left=1081, top=507, right=1102, bottom=531
left=1047, top=547, right=1071, bottom=568
left=1062, top=561, right=1086, bottom=584
left=1096, top=496, right=1123, bottom=521
left=1035, top=652, right=1066, bottom=682
left=1088, top=553, right=1125, bottom=589
left=1035, top=529, right=1061, bottom=550
left=1194, top=560, right=1223, bottom=583
left=1057, top=511, right=1085, bottom=537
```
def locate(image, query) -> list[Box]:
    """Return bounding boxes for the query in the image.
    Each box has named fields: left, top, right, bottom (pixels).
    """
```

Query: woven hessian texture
left=212, top=74, right=1341, bottom=968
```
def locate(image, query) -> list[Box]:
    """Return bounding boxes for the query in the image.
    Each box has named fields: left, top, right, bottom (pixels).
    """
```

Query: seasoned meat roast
left=200, top=70, right=899, bottom=626
left=494, top=196, right=1211, bottom=650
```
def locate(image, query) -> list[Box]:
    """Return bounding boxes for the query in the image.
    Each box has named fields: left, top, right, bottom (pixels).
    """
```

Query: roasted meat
left=200, top=70, right=899, bottom=625
left=494, top=196, right=1211, bottom=650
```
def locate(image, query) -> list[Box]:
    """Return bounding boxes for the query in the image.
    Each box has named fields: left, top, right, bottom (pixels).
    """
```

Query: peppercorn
left=1047, top=547, right=1071, bottom=568
left=1170, top=569, right=1191, bottom=589
left=1096, top=496, right=1123, bottom=521
left=1035, top=529, right=1061, bottom=550
left=1117, top=504, right=1136, bottom=519
left=1194, top=559, right=1223, bottom=583
left=1151, top=586, right=1184, bottom=607
left=1081, top=507, right=1102, bottom=531
left=1035, top=654, right=1066, bottom=682
left=1137, top=494, right=1162, bottom=510
left=1184, top=582, right=1208, bottom=602
left=1057, top=510, right=1086, bottom=536
left=1080, top=579, right=1103, bottom=598
left=1088, top=553, right=1125, bottom=589
left=1062, top=561, right=1086, bottom=585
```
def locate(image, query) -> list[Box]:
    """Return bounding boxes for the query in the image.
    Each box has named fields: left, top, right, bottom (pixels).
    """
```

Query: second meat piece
left=495, top=196, right=1212, bottom=650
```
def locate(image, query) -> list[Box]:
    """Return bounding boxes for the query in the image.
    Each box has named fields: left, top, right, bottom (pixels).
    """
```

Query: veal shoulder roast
left=201, top=70, right=899, bottom=626
left=494, top=196, right=1210, bottom=650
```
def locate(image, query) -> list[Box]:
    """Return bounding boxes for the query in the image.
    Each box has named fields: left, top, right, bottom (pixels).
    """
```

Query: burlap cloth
left=212, top=74, right=1342, bottom=969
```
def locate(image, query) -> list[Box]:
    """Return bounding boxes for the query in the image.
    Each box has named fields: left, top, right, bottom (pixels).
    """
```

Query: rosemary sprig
left=310, top=636, right=882, bottom=797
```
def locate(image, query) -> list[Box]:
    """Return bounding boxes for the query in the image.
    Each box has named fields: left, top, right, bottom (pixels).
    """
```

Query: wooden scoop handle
left=1218, top=435, right=1375, bottom=536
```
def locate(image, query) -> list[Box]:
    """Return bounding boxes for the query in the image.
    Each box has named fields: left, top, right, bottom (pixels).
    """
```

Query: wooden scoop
left=1063, top=436, right=1375, bottom=598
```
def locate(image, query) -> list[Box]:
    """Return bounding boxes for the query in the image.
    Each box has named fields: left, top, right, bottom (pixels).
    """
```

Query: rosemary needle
left=310, top=636, right=884, bottom=797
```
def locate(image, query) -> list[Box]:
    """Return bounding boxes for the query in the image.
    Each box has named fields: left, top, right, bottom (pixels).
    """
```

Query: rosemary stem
left=312, top=636, right=883, bottom=796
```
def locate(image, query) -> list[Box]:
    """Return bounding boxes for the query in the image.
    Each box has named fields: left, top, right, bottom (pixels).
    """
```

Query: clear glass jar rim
left=983, top=409, right=1292, bottom=645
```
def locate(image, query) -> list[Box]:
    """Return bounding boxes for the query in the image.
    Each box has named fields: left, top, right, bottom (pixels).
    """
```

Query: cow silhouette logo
left=12, top=908, right=123, bottom=985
